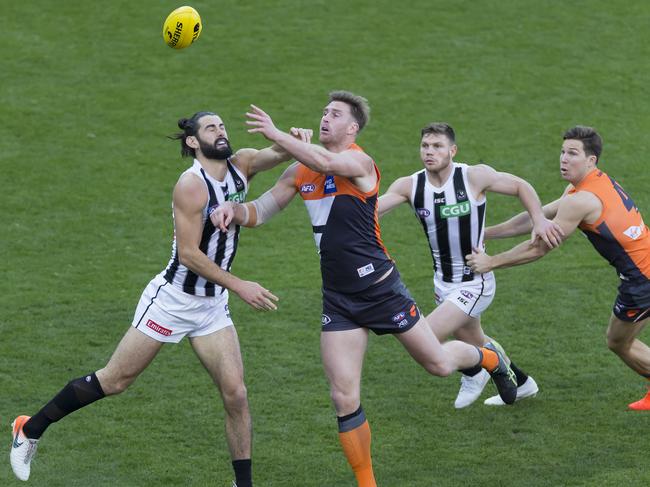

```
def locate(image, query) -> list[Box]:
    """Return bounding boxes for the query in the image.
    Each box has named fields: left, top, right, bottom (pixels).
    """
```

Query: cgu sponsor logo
left=146, top=319, right=172, bottom=337
left=392, top=311, right=406, bottom=322
left=416, top=208, right=431, bottom=218
left=228, top=190, right=246, bottom=203
left=300, top=183, right=316, bottom=193
left=439, top=201, right=470, bottom=219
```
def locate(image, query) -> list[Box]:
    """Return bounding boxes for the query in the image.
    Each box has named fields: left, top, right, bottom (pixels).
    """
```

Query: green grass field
left=3, top=1, right=650, bottom=485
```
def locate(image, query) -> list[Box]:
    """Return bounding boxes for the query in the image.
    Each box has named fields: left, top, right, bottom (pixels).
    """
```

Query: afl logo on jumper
left=416, top=208, right=431, bottom=218
left=300, top=183, right=316, bottom=193
left=324, top=175, right=337, bottom=194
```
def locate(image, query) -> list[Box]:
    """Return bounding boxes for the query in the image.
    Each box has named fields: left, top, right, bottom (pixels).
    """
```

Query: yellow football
left=162, top=6, right=202, bottom=49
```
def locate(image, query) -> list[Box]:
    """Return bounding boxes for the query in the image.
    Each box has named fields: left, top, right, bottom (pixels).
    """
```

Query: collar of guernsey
left=568, top=167, right=600, bottom=193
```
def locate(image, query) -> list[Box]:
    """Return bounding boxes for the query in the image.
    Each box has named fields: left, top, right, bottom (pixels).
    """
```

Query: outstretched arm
left=467, top=191, right=594, bottom=272
left=485, top=184, right=573, bottom=239
left=485, top=198, right=562, bottom=239
left=210, top=163, right=299, bottom=231
left=245, top=105, right=373, bottom=178
left=378, top=176, right=412, bottom=218
left=173, top=174, right=278, bottom=310
left=234, top=128, right=313, bottom=180
left=469, top=164, right=563, bottom=247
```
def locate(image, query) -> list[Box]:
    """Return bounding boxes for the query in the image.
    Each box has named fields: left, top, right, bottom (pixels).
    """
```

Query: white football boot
left=10, top=415, right=39, bottom=481
left=484, top=376, right=539, bottom=406
left=454, top=368, right=491, bottom=409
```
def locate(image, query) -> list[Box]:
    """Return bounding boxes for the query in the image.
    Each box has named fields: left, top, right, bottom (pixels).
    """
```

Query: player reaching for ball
left=9, top=111, right=309, bottom=485
left=467, top=126, right=650, bottom=411
left=210, top=91, right=518, bottom=487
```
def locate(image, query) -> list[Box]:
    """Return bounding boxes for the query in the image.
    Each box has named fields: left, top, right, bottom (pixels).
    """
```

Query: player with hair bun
left=10, top=111, right=310, bottom=485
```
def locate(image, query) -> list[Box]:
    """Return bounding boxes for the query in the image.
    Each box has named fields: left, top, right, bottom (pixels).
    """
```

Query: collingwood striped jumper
left=409, top=162, right=494, bottom=285
left=164, top=158, right=248, bottom=296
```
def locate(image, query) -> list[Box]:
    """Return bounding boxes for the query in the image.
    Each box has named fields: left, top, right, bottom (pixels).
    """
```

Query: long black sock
left=459, top=364, right=483, bottom=376
left=232, top=459, right=252, bottom=487
left=23, top=372, right=105, bottom=439
left=509, top=361, right=529, bottom=387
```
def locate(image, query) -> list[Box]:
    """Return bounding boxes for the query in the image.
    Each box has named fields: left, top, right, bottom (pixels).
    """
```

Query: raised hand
left=246, top=105, right=282, bottom=141
left=289, top=127, right=313, bottom=144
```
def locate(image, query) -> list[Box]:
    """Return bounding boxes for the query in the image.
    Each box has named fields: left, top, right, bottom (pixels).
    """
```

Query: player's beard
left=199, top=136, right=233, bottom=160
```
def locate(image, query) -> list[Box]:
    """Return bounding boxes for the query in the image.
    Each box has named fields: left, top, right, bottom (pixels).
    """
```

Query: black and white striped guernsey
left=164, top=158, right=248, bottom=296
left=410, top=163, right=493, bottom=284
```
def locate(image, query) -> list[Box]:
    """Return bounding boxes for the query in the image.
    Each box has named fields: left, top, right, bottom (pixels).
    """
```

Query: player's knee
left=330, top=387, right=360, bottom=412
left=96, top=369, right=135, bottom=396
left=221, top=382, right=249, bottom=412
left=606, top=334, right=631, bottom=355
left=425, top=359, right=455, bottom=377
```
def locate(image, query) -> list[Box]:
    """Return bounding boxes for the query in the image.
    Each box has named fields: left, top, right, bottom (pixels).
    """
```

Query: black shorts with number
left=613, top=278, right=650, bottom=323
left=321, top=268, right=421, bottom=335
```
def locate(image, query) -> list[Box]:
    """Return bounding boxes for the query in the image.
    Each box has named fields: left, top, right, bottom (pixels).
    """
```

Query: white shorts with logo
left=434, top=273, right=496, bottom=318
left=132, top=273, right=233, bottom=343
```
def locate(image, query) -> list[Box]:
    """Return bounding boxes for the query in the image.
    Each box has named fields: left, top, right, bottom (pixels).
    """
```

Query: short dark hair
left=421, top=122, right=456, bottom=143
left=563, top=125, right=602, bottom=162
left=328, top=90, right=370, bottom=132
left=169, top=111, right=216, bottom=158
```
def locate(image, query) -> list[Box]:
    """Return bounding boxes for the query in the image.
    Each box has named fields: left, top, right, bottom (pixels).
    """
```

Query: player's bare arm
left=485, top=184, right=573, bottom=239
left=211, top=163, right=300, bottom=232
left=467, top=190, right=600, bottom=273
left=378, top=177, right=412, bottom=217
left=173, top=173, right=278, bottom=310
left=468, top=164, right=564, bottom=248
left=233, top=127, right=313, bottom=180
left=245, top=104, right=375, bottom=186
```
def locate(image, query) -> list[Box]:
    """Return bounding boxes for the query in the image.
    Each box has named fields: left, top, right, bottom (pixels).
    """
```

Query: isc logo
left=439, top=202, right=470, bottom=219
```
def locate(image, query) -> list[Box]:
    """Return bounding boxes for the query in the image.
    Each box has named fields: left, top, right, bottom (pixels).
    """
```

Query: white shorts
left=132, top=274, right=233, bottom=343
left=434, top=274, right=496, bottom=318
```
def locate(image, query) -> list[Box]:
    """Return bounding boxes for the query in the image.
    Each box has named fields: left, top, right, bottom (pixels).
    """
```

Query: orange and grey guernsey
left=295, top=144, right=392, bottom=294
left=164, top=158, right=248, bottom=296
left=569, top=168, right=650, bottom=282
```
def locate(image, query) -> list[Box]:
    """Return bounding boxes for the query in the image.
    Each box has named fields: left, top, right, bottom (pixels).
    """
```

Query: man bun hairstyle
left=563, top=125, right=602, bottom=163
left=169, top=111, right=216, bottom=158
left=328, top=90, right=370, bottom=132
left=421, top=122, right=456, bottom=144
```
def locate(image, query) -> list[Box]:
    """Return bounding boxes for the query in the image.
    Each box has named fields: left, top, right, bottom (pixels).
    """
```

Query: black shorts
left=613, top=279, right=650, bottom=323
left=321, top=268, right=421, bottom=335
